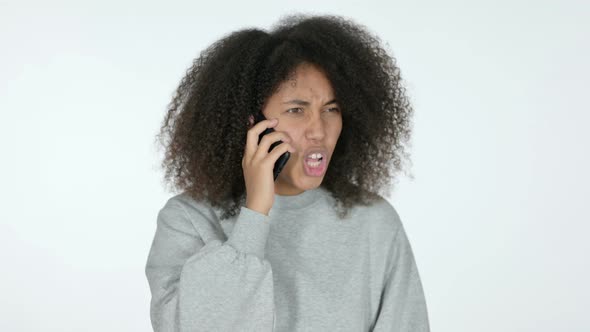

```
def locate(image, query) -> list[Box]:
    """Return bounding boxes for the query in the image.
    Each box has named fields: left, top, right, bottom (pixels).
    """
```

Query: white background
left=1, top=0, right=588, bottom=331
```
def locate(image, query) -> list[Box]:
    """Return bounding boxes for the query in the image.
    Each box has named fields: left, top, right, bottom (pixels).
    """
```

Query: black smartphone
left=253, top=111, right=290, bottom=181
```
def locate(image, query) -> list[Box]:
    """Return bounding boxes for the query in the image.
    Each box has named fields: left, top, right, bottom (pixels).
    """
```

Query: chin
left=294, top=173, right=324, bottom=188
left=277, top=170, right=322, bottom=192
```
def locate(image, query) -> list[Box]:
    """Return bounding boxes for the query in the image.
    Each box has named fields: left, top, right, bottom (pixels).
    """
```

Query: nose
left=305, top=116, right=326, bottom=142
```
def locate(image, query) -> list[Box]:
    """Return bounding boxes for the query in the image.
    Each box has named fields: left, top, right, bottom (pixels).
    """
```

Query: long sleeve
left=144, top=200, right=275, bottom=332
left=371, top=224, right=430, bottom=332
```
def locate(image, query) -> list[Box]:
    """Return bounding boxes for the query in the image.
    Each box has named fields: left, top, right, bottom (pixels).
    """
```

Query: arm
left=144, top=200, right=275, bottom=332
left=371, top=225, right=430, bottom=332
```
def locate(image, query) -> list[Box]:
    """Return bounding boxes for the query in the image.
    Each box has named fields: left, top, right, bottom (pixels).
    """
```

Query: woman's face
left=261, top=63, right=343, bottom=196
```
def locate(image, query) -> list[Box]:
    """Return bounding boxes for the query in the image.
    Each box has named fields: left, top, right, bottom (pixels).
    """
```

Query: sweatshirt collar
left=271, top=186, right=324, bottom=211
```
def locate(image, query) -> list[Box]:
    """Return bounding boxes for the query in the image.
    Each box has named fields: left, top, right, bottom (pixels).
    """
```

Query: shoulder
left=355, top=193, right=404, bottom=239
left=157, top=192, right=220, bottom=233
left=166, top=192, right=219, bottom=216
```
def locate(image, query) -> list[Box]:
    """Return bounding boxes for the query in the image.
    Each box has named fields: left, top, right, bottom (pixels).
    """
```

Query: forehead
left=276, top=63, right=335, bottom=97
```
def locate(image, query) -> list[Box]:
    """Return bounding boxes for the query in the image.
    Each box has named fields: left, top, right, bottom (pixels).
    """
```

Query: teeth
left=306, top=153, right=323, bottom=159
left=306, top=160, right=321, bottom=167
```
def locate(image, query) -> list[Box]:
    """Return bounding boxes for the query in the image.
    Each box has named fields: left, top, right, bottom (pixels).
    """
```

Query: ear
left=248, top=114, right=254, bottom=128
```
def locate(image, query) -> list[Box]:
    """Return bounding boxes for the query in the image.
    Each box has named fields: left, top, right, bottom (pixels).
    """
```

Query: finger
left=264, top=141, right=295, bottom=166
left=253, top=130, right=292, bottom=162
left=244, top=118, right=278, bottom=161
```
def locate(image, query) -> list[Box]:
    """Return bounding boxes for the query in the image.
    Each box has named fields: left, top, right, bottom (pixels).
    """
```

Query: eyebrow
left=281, top=99, right=338, bottom=106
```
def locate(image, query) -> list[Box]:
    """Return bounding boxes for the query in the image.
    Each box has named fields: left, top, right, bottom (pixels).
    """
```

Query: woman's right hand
left=242, top=116, right=296, bottom=216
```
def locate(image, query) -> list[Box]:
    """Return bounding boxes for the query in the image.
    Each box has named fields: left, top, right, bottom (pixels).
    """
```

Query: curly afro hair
left=154, top=13, right=415, bottom=220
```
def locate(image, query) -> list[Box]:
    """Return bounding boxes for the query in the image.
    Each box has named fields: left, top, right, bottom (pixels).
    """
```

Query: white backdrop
left=1, top=0, right=588, bottom=331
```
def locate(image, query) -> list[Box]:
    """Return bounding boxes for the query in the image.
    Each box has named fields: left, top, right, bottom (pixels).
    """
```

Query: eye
left=327, top=107, right=340, bottom=113
left=287, top=108, right=303, bottom=113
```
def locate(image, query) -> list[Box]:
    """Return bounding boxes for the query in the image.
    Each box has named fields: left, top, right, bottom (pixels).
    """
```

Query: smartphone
left=253, top=111, right=290, bottom=181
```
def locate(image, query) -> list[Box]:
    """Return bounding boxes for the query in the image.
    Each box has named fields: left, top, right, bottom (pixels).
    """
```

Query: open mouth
left=303, top=156, right=326, bottom=176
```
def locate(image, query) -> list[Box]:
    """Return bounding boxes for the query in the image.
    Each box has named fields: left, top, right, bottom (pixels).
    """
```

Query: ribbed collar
left=271, top=186, right=325, bottom=211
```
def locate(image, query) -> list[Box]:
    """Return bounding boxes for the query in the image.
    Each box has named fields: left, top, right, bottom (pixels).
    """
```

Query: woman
left=145, top=13, right=430, bottom=331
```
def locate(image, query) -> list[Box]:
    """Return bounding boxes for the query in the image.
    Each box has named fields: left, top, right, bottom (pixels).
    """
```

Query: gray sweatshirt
left=145, top=186, right=430, bottom=331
